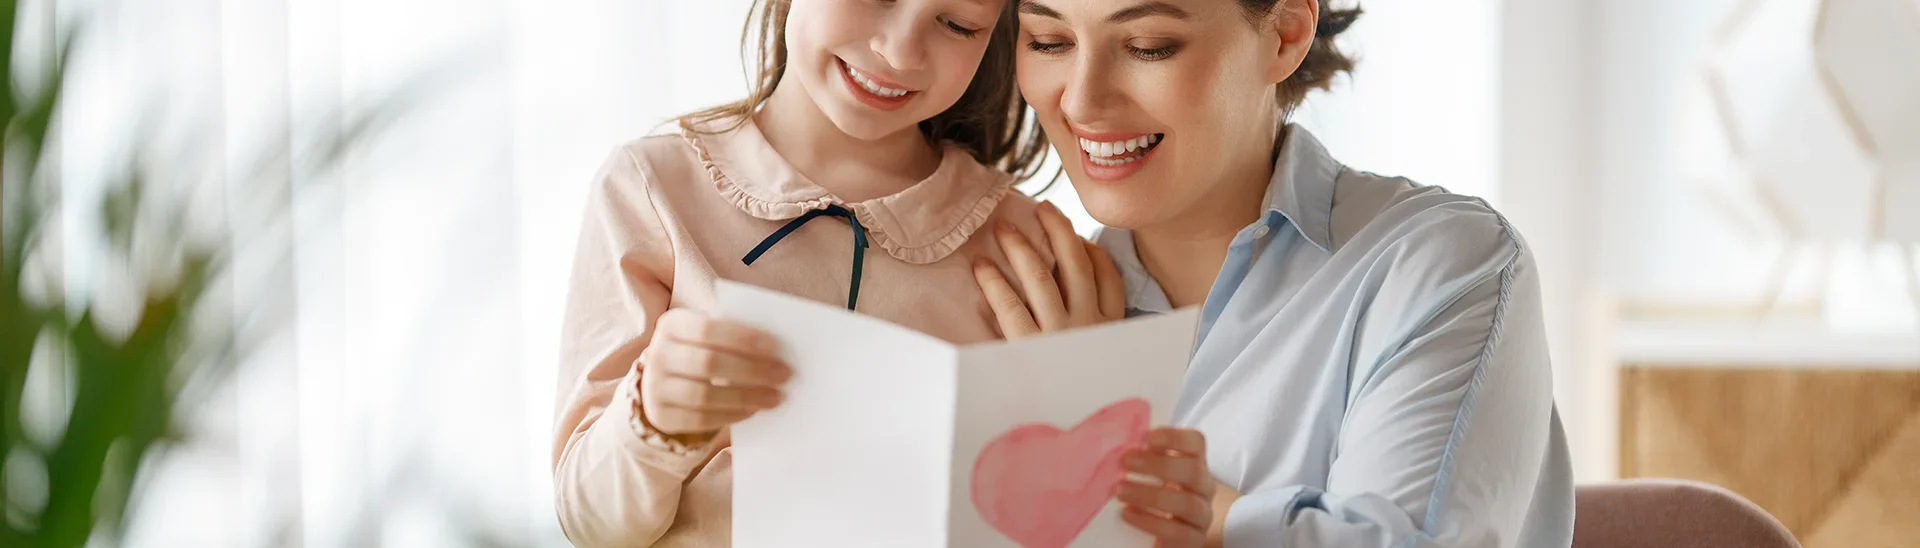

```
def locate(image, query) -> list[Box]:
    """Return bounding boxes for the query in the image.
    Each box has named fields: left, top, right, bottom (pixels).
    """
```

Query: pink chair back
left=1573, top=479, right=1799, bottom=548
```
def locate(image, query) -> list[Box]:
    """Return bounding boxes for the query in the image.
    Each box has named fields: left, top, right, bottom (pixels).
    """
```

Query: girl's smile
left=837, top=57, right=920, bottom=111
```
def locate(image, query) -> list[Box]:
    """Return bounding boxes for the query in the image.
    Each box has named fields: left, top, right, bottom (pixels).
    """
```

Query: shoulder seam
left=1410, top=205, right=1522, bottom=541
left=617, top=144, right=680, bottom=289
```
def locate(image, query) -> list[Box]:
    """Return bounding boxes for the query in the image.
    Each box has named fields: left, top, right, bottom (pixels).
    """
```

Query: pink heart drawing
left=970, top=398, right=1152, bottom=548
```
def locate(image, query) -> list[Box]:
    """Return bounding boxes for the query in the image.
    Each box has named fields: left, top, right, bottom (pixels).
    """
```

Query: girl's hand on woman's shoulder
left=972, top=201, right=1125, bottom=339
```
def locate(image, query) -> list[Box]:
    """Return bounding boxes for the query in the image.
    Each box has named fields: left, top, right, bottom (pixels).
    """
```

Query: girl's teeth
left=845, top=63, right=909, bottom=97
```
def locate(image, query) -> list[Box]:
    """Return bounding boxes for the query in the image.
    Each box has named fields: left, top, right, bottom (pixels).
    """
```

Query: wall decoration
left=1703, top=0, right=1920, bottom=318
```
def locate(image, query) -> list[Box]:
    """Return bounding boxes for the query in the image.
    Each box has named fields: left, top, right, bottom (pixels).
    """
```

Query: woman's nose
left=1060, top=56, right=1120, bottom=122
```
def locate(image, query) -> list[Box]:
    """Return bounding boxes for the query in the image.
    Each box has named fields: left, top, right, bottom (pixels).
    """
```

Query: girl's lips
left=838, top=58, right=915, bottom=111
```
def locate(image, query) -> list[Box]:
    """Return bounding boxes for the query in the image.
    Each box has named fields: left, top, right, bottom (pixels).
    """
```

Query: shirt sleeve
left=1223, top=207, right=1571, bottom=547
left=551, top=146, right=719, bottom=547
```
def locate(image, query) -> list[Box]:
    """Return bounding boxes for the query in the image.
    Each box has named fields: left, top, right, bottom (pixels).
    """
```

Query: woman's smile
left=1072, top=128, right=1167, bottom=182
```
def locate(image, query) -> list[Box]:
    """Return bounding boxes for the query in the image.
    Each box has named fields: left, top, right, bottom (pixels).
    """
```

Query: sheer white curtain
left=58, top=0, right=755, bottom=546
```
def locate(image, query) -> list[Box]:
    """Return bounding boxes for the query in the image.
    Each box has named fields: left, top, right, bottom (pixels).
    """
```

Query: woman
left=973, top=0, right=1576, bottom=546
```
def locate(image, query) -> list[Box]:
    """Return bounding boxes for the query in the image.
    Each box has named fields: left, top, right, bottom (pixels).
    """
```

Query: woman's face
left=784, top=0, right=1005, bottom=140
left=1016, top=0, right=1299, bottom=230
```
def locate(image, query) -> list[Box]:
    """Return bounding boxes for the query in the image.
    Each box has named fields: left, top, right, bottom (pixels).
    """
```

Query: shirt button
left=1253, top=225, right=1271, bottom=238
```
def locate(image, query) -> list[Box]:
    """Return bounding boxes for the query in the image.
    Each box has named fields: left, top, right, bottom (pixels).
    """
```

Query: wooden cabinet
left=1618, top=366, right=1920, bottom=547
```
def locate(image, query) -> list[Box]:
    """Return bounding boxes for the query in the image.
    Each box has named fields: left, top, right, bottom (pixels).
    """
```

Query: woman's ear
left=1265, top=0, right=1319, bottom=85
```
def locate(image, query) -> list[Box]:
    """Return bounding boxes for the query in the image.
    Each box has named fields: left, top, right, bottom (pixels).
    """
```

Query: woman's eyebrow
left=1019, top=1, right=1064, bottom=19
left=1107, top=2, right=1190, bottom=23
left=1018, top=1, right=1193, bottom=23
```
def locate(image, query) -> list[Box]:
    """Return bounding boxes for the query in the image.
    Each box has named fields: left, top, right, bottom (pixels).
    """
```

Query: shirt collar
left=1266, top=125, right=1341, bottom=252
left=681, top=117, right=1014, bottom=265
left=1094, top=124, right=1343, bottom=315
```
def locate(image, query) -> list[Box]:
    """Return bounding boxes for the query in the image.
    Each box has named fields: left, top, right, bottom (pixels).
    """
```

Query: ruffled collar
left=682, top=118, right=1013, bottom=265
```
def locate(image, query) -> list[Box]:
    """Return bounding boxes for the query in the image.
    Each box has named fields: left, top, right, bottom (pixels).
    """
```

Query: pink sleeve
left=551, top=146, right=717, bottom=547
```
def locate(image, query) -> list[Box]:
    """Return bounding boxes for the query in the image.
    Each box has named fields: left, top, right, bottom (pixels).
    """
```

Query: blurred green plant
left=0, top=1, right=399, bottom=545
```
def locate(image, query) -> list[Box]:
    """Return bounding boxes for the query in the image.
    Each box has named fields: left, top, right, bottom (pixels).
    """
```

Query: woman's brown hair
left=681, top=0, right=1050, bottom=181
left=1239, top=0, right=1363, bottom=115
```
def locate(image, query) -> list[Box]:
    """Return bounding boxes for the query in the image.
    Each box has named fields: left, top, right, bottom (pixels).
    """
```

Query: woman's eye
left=1127, top=44, right=1178, bottom=61
left=941, top=18, right=982, bottom=38
left=1026, top=39, right=1071, bottom=54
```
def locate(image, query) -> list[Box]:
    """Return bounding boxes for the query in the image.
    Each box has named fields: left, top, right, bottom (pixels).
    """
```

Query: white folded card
left=719, top=280, right=1201, bottom=548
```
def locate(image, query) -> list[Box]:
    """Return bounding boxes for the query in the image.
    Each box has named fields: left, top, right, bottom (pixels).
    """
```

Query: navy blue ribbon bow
left=741, top=204, right=869, bottom=310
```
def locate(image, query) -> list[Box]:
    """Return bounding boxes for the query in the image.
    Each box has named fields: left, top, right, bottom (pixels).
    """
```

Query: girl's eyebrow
left=1018, top=1, right=1192, bottom=23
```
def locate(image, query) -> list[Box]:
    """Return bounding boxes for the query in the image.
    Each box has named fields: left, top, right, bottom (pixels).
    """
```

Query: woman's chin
left=1071, top=188, right=1175, bottom=231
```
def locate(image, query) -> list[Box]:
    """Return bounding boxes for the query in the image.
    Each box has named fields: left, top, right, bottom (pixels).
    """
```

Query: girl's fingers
left=1120, top=505, right=1207, bottom=547
left=1117, top=481, right=1212, bottom=530
left=657, top=308, right=780, bottom=359
left=973, top=258, right=1042, bottom=339
left=1036, top=201, right=1098, bottom=320
left=652, top=340, right=792, bottom=387
left=650, top=374, right=783, bottom=413
left=995, top=221, right=1069, bottom=330
left=642, top=403, right=755, bottom=435
left=1124, top=451, right=1214, bottom=495
left=1088, top=241, right=1126, bottom=320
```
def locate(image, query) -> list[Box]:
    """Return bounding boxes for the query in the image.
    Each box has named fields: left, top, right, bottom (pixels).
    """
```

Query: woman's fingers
left=995, top=221, right=1069, bottom=330
left=1088, top=241, right=1126, bottom=320
left=1117, top=429, right=1213, bottom=548
left=1036, top=201, right=1099, bottom=320
left=1147, top=427, right=1208, bottom=457
left=973, top=258, right=1042, bottom=339
left=1124, top=450, right=1214, bottom=495
left=1120, top=504, right=1207, bottom=547
left=1125, top=428, right=1214, bottom=494
left=1117, top=480, right=1212, bottom=530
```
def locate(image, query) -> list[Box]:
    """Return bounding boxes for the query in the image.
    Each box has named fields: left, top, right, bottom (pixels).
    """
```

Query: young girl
left=550, top=0, right=1181, bottom=546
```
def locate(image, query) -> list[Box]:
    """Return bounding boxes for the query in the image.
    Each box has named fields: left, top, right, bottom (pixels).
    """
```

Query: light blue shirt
left=1096, top=127, right=1575, bottom=547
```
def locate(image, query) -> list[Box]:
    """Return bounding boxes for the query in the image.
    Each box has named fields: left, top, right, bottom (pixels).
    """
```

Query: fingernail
left=997, top=220, right=1014, bottom=234
left=1038, top=200, right=1057, bottom=215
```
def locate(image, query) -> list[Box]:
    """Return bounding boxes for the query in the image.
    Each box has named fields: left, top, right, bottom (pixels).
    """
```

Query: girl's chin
left=820, top=109, right=917, bottom=142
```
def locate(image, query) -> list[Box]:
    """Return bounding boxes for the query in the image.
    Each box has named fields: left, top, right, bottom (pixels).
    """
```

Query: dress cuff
left=610, top=369, right=718, bottom=472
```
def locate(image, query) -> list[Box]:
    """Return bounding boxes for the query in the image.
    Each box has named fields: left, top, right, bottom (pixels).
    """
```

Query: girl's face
left=785, top=0, right=1006, bottom=140
left=1016, top=0, right=1300, bottom=230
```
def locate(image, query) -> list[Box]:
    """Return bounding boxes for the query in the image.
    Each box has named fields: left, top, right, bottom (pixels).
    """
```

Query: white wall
left=1494, top=0, right=1606, bottom=481
left=1295, top=0, right=1503, bottom=202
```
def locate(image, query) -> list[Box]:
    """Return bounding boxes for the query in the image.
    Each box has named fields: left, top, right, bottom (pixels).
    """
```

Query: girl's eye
left=1127, top=43, right=1179, bottom=61
left=1026, top=39, right=1071, bottom=54
left=941, top=18, right=982, bottom=38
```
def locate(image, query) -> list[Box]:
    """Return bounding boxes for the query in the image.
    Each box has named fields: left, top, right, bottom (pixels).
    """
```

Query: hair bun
left=1315, top=6, right=1361, bottom=38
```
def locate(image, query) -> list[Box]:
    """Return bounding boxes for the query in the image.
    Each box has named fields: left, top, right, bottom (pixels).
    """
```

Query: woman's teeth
left=1079, top=134, right=1162, bottom=166
left=845, top=62, right=910, bottom=98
